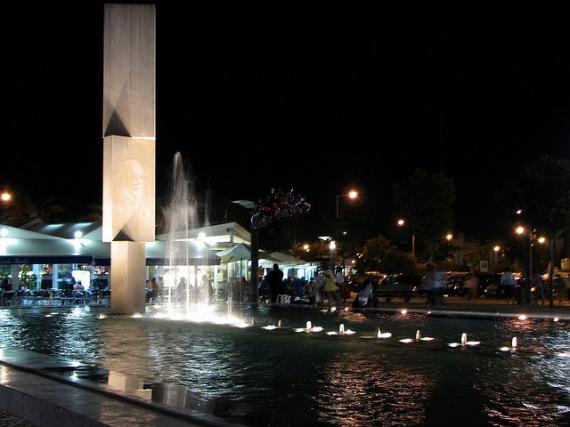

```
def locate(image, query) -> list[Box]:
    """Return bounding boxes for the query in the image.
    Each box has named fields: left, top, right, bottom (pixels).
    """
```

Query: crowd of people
left=0, top=276, right=110, bottom=306
left=421, top=264, right=570, bottom=307
left=144, top=275, right=215, bottom=304
left=3, top=263, right=569, bottom=309
left=498, top=267, right=570, bottom=305
left=258, top=263, right=349, bottom=308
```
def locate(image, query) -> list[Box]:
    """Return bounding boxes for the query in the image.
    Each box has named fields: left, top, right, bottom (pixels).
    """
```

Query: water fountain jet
left=500, top=337, right=518, bottom=352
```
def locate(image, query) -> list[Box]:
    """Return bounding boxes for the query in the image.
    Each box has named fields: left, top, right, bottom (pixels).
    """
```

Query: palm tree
left=0, top=195, right=64, bottom=225
left=81, top=203, right=103, bottom=222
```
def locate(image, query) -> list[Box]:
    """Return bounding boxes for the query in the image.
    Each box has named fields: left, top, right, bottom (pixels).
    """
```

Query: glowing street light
left=446, top=233, right=453, bottom=241
left=396, top=217, right=415, bottom=259
left=514, top=226, right=536, bottom=288
left=537, top=236, right=546, bottom=245
left=329, top=239, right=337, bottom=268
left=336, top=189, right=359, bottom=220
left=302, top=243, right=310, bottom=252
left=491, top=245, right=502, bottom=264
left=1, top=192, right=12, bottom=202
left=516, top=209, right=523, bottom=215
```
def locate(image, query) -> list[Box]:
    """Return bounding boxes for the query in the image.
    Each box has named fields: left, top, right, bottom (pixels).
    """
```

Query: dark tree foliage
left=500, top=156, right=570, bottom=307
left=394, top=169, right=456, bottom=261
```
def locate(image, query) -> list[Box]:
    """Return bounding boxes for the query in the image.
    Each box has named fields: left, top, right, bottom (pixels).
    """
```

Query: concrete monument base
left=110, top=241, right=146, bottom=314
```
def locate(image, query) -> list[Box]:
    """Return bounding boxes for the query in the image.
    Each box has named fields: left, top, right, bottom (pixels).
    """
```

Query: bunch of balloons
left=251, top=188, right=310, bottom=229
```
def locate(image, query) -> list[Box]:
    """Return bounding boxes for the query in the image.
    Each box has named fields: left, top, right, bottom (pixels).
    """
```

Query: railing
left=0, top=289, right=111, bottom=307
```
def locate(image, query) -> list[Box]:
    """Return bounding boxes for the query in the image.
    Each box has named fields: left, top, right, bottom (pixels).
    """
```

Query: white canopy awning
left=216, top=244, right=251, bottom=262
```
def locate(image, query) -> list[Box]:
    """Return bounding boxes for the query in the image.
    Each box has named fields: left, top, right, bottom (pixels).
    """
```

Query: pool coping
left=0, top=350, right=244, bottom=427
left=347, top=305, right=570, bottom=321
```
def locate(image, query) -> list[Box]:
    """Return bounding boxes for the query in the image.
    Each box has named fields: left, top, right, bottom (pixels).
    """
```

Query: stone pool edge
left=0, top=351, right=242, bottom=427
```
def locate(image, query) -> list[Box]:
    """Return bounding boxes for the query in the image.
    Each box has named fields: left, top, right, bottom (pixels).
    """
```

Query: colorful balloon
left=251, top=188, right=310, bottom=229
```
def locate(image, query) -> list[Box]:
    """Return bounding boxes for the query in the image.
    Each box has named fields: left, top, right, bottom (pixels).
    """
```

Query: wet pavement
left=339, top=295, right=570, bottom=320
left=0, top=409, right=35, bottom=427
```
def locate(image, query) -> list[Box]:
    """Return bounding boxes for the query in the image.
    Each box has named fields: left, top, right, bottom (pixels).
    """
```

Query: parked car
left=347, top=272, right=385, bottom=293
left=475, top=273, right=500, bottom=296
left=445, top=272, right=469, bottom=296
left=374, top=273, right=421, bottom=303
left=483, top=272, right=523, bottom=298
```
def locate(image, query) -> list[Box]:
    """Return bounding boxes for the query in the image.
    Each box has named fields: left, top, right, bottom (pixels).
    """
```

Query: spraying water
left=163, top=153, right=197, bottom=309
left=158, top=153, right=243, bottom=325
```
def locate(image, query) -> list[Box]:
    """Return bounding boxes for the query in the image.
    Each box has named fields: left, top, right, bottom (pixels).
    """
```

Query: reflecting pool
left=0, top=306, right=568, bottom=426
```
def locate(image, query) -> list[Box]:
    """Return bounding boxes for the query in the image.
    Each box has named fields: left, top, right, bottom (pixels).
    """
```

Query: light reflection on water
left=0, top=307, right=568, bottom=426
left=315, top=352, right=432, bottom=426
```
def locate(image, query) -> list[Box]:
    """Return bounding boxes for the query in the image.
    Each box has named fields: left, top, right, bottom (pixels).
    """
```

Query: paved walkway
left=343, top=295, right=570, bottom=320
left=0, top=364, right=204, bottom=427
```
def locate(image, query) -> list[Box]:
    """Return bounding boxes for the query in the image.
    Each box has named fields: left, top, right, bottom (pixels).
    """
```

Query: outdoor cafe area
left=0, top=220, right=317, bottom=307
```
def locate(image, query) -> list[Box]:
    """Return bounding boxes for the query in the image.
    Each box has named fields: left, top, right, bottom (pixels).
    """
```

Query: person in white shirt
left=500, top=268, right=516, bottom=301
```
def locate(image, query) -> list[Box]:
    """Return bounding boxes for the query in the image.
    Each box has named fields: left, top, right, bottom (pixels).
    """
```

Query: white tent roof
left=156, top=222, right=251, bottom=245
left=20, top=219, right=102, bottom=240
left=0, top=222, right=219, bottom=266
left=145, top=241, right=220, bottom=265
left=258, top=251, right=306, bottom=268
left=268, top=252, right=305, bottom=265
left=216, top=244, right=251, bottom=262
left=0, top=238, right=95, bottom=264
left=0, top=224, right=60, bottom=240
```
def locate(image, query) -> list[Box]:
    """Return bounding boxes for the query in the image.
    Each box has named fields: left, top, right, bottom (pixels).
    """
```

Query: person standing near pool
left=500, top=267, right=516, bottom=302
left=268, top=263, right=284, bottom=303
left=322, top=268, right=339, bottom=308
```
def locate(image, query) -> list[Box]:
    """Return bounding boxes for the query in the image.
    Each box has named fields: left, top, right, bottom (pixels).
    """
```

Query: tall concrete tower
left=102, top=4, right=155, bottom=314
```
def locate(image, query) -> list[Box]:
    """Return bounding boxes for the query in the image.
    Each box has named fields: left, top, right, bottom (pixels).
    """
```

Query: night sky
left=4, top=3, right=570, bottom=241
